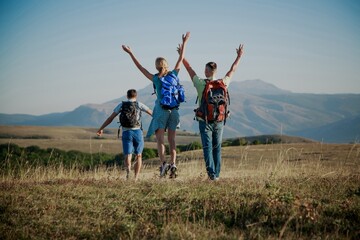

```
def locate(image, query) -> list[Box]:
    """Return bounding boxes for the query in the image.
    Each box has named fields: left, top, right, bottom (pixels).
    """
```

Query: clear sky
left=1, top=0, right=360, bottom=115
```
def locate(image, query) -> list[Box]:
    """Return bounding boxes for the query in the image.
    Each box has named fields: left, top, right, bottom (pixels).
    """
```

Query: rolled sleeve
left=113, top=103, right=122, bottom=114
left=222, top=76, right=231, bottom=86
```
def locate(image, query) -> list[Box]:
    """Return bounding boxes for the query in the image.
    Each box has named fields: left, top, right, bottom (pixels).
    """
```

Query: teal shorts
left=146, top=102, right=180, bottom=137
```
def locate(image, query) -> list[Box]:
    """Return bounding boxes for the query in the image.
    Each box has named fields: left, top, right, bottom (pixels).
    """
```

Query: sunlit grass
left=1, top=143, right=359, bottom=239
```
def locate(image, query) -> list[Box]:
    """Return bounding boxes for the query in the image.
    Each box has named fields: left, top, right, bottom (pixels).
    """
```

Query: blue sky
left=1, top=0, right=360, bottom=115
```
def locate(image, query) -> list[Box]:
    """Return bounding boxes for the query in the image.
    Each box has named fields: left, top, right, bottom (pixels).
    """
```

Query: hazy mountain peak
left=232, top=79, right=291, bottom=95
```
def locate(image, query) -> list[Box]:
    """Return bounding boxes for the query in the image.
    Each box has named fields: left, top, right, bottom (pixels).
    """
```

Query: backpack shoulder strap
left=120, top=101, right=126, bottom=110
left=152, top=84, right=156, bottom=95
left=202, top=79, right=211, bottom=96
left=217, top=79, right=230, bottom=105
left=195, top=79, right=210, bottom=104
left=152, top=74, right=159, bottom=95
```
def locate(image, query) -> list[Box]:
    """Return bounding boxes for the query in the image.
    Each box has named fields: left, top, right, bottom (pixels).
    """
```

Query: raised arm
left=182, top=58, right=197, bottom=81
left=122, top=45, right=153, bottom=81
left=174, top=32, right=190, bottom=72
left=176, top=42, right=197, bottom=81
left=225, top=44, right=244, bottom=79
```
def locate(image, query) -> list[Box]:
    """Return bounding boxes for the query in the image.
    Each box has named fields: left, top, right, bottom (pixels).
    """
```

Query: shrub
left=142, top=148, right=157, bottom=159
left=0, top=143, right=22, bottom=161
left=0, top=143, right=118, bottom=170
left=186, top=141, right=202, bottom=151
left=104, top=154, right=124, bottom=167
left=178, top=141, right=202, bottom=152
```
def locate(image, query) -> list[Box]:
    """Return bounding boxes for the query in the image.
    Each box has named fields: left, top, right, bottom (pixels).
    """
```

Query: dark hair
left=206, top=62, right=217, bottom=71
left=127, top=89, right=137, bottom=99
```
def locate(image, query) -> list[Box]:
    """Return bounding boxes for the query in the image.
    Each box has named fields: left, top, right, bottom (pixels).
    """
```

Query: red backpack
left=195, top=79, right=230, bottom=124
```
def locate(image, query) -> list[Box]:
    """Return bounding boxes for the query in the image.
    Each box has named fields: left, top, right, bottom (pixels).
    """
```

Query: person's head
left=155, top=57, right=169, bottom=76
left=127, top=89, right=137, bottom=99
left=205, top=62, right=217, bottom=78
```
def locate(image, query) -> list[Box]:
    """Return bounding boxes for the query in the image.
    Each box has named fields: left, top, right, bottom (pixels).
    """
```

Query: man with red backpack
left=179, top=44, right=244, bottom=180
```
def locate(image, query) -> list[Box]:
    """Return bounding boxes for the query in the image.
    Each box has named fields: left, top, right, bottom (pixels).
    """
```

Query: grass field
left=0, top=125, right=201, bottom=154
left=0, top=126, right=359, bottom=239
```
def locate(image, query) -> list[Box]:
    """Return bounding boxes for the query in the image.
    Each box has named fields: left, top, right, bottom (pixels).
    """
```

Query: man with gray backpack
left=179, top=44, right=244, bottom=181
left=97, top=89, right=152, bottom=181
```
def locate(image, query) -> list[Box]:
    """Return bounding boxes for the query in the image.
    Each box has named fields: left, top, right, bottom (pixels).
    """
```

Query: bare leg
left=167, top=129, right=176, bottom=165
left=155, top=129, right=166, bottom=163
left=125, top=154, right=132, bottom=179
left=134, top=154, right=142, bottom=181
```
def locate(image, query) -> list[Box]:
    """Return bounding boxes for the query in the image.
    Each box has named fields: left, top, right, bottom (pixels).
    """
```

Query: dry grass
left=1, top=141, right=358, bottom=184
left=1, top=141, right=359, bottom=239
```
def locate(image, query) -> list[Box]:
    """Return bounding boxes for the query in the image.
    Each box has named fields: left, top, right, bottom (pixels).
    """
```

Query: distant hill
left=291, top=115, right=360, bottom=143
left=1, top=79, right=360, bottom=143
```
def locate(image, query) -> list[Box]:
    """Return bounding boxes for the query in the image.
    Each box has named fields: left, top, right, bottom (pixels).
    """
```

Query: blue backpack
left=154, top=72, right=185, bottom=109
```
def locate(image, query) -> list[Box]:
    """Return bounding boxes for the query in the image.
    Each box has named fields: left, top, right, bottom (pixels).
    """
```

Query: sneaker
left=169, top=164, right=177, bottom=179
left=159, top=162, right=170, bottom=177
left=209, top=174, right=217, bottom=181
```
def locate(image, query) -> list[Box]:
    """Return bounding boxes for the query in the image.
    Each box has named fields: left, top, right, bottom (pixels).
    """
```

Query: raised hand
left=122, top=45, right=132, bottom=54
left=237, top=44, right=244, bottom=57
left=182, top=32, right=190, bottom=43
left=177, top=44, right=182, bottom=55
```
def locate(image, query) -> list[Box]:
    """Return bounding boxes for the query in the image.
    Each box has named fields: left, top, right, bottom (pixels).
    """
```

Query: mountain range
left=1, top=79, right=360, bottom=143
